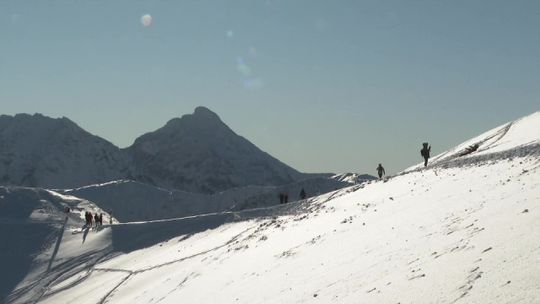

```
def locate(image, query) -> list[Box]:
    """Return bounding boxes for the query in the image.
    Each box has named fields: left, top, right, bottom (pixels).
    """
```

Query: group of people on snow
left=279, top=188, right=307, bottom=204
left=84, top=211, right=104, bottom=228
left=376, top=142, right=432, bottom=179
left=276, top=143, right=432, bottom=204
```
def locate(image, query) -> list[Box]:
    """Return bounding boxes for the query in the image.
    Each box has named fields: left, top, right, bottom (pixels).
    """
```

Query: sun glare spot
left=141, top=14, right=153, bottom=27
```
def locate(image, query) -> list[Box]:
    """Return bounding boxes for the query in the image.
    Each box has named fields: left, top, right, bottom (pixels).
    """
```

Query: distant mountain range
left=0, top=107, right=327, bottom=193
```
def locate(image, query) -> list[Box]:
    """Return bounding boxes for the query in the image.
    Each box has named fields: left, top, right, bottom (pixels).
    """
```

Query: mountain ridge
left=0, top=113, right=130, bottom=188
left=0, top=107, right=309, bottom=193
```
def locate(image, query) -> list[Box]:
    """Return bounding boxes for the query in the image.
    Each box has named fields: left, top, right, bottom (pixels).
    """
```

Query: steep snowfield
left=0, top=187, right=113, bottom=303
left=3, top=111, right=539, bottom=303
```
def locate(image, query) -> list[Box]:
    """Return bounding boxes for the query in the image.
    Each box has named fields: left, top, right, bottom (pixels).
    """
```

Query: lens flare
left=236, top=57, right=252, bottom=76
left=141, top=14, right=153, bottom=27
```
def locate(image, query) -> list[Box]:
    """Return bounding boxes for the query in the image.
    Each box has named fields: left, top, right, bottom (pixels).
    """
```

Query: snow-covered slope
left=3, top=111, right=539, bottom=303
left=406, top=111, right=540, bottom=172
left=60, top=177, right=352, bottom=222
left=331, top=173, right=377, bottom=184
left=0, top=187, right=113, bottom=303
left=0, top=114, right=130, bottom=188
left=127, top=106, right=305, bottom=193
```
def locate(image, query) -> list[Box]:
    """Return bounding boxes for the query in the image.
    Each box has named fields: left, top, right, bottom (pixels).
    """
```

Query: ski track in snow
left=93, top=226, right=255, bottom=304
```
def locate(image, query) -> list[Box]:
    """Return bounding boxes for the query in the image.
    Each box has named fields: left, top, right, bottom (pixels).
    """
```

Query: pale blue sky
left=1, top=1, right=539, bottom=174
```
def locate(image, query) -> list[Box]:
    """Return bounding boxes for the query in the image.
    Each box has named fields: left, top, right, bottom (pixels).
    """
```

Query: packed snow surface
left=2, top=111, right=539, bottom=303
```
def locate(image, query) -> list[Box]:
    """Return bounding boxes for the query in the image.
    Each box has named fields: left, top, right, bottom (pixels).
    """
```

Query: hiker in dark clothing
left=94, top=213, right=99, bottom=228
left=376, top=163, right=385, bottom=179
left=84, top=211, right=90, bottom=227
left=279, top=193, right=284, bottom=204
left=284, top=193, right=289, bottom=204
left=98, top=214, right=103, bottom=226
left=299, top=188, right=307, bottom=200
left=421, top=142, right=431, bottom=167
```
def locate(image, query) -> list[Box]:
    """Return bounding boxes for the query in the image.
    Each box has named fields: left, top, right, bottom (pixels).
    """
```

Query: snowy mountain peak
left=159, top=106, right=228, bottom=134
left=193, top=106, right=221, bottom=120
left=128, top=106, right=304, bottom=193
left=0, top=113, right=129, bottom=188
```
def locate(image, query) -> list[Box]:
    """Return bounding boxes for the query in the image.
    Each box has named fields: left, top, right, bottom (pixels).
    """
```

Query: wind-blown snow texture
left=2, top=111, right=539, bottom=303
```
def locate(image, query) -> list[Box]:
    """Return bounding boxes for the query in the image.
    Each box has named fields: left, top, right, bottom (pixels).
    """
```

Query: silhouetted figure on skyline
left=421, top=142, right=431, bottom=167
left=279, top=193, right=285, bottom=204
left=376, top=164, right=385, bottom=179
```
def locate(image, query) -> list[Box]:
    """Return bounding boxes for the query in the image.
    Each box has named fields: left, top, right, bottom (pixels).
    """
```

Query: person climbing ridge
left=376, top=163, right=385, bottom=179
left=421, top=142, right=431, bottom=167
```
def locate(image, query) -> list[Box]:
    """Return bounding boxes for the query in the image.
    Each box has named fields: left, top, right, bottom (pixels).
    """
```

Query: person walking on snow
left=85, top=211, right=92, bottom=227
left=376, top=164, right=385, bottom=179
left=421, top=142, right=431, bottom=167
